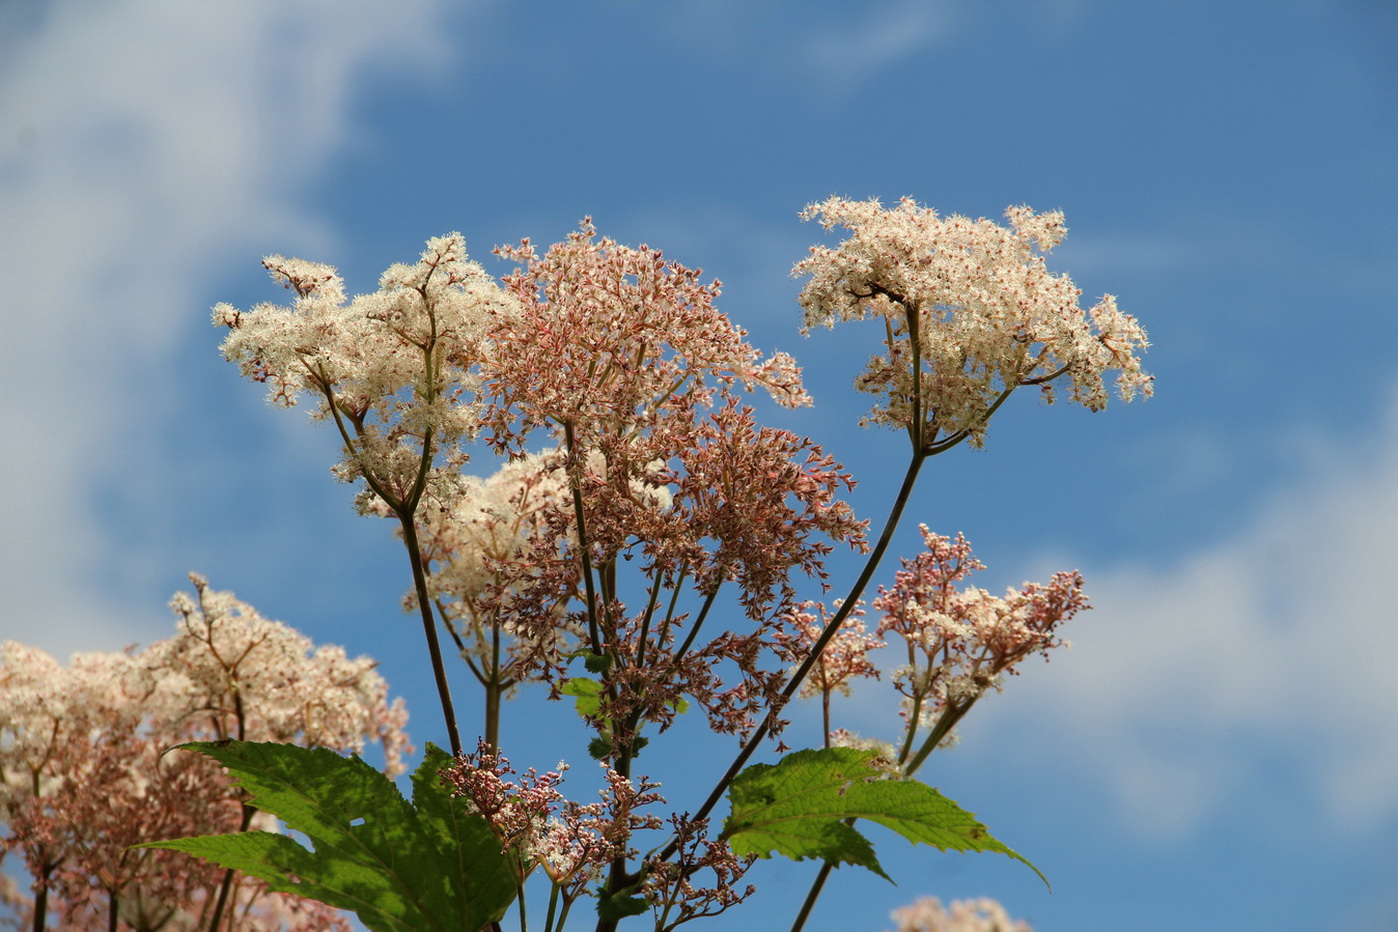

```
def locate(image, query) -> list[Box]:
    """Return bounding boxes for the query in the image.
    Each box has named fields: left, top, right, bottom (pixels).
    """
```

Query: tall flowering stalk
left=146, top=195, right=1155, bottom=932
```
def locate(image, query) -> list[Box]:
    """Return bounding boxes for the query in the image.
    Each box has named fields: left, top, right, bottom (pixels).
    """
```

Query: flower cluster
left=0, top=577, right=409, bottom=929
left=873, top=526, right=1086, bottom=758
left=776, top=599, right=884, bottom=701
left=215, top=234, right=520, bottom=506
left=488, top=220, right=808, bottom=458
left=643, top=814, right=755, bottom=930
left=889, top=896, right=1032, bottom=932
left=442, top=740, right=664, bottom=904
left=406, top=449, right=584, bottom=686
left=794, top=196, right=1151, bottom=448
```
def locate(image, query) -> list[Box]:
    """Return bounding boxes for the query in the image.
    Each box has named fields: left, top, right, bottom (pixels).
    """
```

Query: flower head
left=0, top=579, right=406, bottom=929
left=889, top=896, right=1032, bottom=932
left=794, top=196, right=1151, bottom=448
left=215, top=234, right=520, bottom=505
left=487, top=220, right=808, bottom=460
left=874, top=526, right=1087, bottom=744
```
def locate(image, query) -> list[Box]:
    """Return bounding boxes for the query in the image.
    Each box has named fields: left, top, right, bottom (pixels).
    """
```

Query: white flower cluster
left=215, top=234, right=522, bottom=488
left=794, top=197, right=1151, bottom=446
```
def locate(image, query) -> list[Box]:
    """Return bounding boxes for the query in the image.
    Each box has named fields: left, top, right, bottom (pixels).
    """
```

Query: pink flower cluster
left=0, top=576, right=409, bottom=929
left=874, top=526, right=1087, bottom=754
left=442, top=740, right=663, bottom=901
left=776, top=599, right=885, bottom=701
left=643, top=813, right=755, bottom=930
left=889, top=896, right=1032, bottom=932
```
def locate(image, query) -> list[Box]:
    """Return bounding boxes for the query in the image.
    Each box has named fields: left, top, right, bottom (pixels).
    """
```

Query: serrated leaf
left=561, top=677, right=603, bottom=718
left=596, top=890, right=650, bottom=922
left=136, top=740, right=516, bottom=932
left=723, top=747, right=1048, bottom=888
left=410, top=744, right=518, bottom=926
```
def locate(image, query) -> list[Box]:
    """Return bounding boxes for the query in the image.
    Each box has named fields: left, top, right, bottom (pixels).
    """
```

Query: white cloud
left=799, top=0, right=954, bottom=94
left=990, top=399, right=1398, bottom=838
left=0, top=0, right=457, bottom=658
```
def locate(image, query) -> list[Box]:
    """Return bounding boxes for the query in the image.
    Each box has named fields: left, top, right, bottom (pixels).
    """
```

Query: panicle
left=775, top=599, right=884, bottom=699
left=0, top=577, right=407, bottom=928
left=873, top=526, right=1087, bottom=741
left=793, top=195, right=1151, bottom=447
left=889, top=896, right=1033, bottom=932
left=486, top=220, right=811, bottom=461
left=443, top=740, right=664, bottom=897
left=214, top=234, right=521, bottom=502
left=643, top=813, right=756, bottom=926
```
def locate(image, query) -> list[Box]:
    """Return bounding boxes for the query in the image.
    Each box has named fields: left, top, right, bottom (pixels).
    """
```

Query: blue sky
left=2, top=1, right=1396, bottom=929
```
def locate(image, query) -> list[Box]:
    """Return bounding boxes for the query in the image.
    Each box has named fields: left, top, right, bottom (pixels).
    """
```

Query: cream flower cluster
left=215, top=234, right=521, bottom=493
left=0, top=577, right=408, bottom=929
left=794, top=196, right=1151, bottom=447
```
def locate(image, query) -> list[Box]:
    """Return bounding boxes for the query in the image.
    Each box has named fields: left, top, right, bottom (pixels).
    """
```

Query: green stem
left=789, top=861, right=833, bottom=932
left=555, top=894, right=576, bottom=932
left=672, top=584, right=721, bottom=664
left=895, top=689, right=925, bottom=766
left=543, top=882, right=561, bottom=932
left=903, top=697, right=977, bottom=778
left=633, top=570, right=665, bottom=669
left=314, top=372, right=462, bottom=756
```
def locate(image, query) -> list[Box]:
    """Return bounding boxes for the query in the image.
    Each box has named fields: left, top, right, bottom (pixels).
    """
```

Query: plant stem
left=207, top=803, right=256, bottom=930
left=399, top=514, right=463, bottom=757
left=543, top=882, right=561, bottom=932
left=788, top=861, right=833, bottom=932
left=208, top=661, right=253, bottom=932
left=31, top=860, right=51, bottom=932
left=563, top=422, right=605, bottom=658
left=658, top=449, right=928, bottom=861
left=903, top=698, right=976, bottom=778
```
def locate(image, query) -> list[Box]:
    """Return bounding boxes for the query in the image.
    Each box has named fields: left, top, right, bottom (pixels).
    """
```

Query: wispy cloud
left=799, top=0, right=953, bottom=95
left=0, top=0, right=456, bottom=658
left=990, top=397, right=1398, bottom=838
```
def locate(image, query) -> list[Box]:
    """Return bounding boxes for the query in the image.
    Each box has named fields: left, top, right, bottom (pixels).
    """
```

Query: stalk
left=399, top=514, right=464, bottom=757
left=654, top=448, right=927, bottom=864
left=788, top=863, right=831, bottom=932
left=31, top=860, right=52, bottom=932
left=207, top=651, right=254, bottom=931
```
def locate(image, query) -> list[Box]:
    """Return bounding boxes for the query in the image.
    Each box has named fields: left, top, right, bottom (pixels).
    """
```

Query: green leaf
left=135, top=741, right=516, bottom=932
left=722, top=747, right=1048, bottom=888
left=561, top=677, right=604, bottom=718
left=596, top=890, right=651, bottom=922
left=582, top=652, right=612, bottom=674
